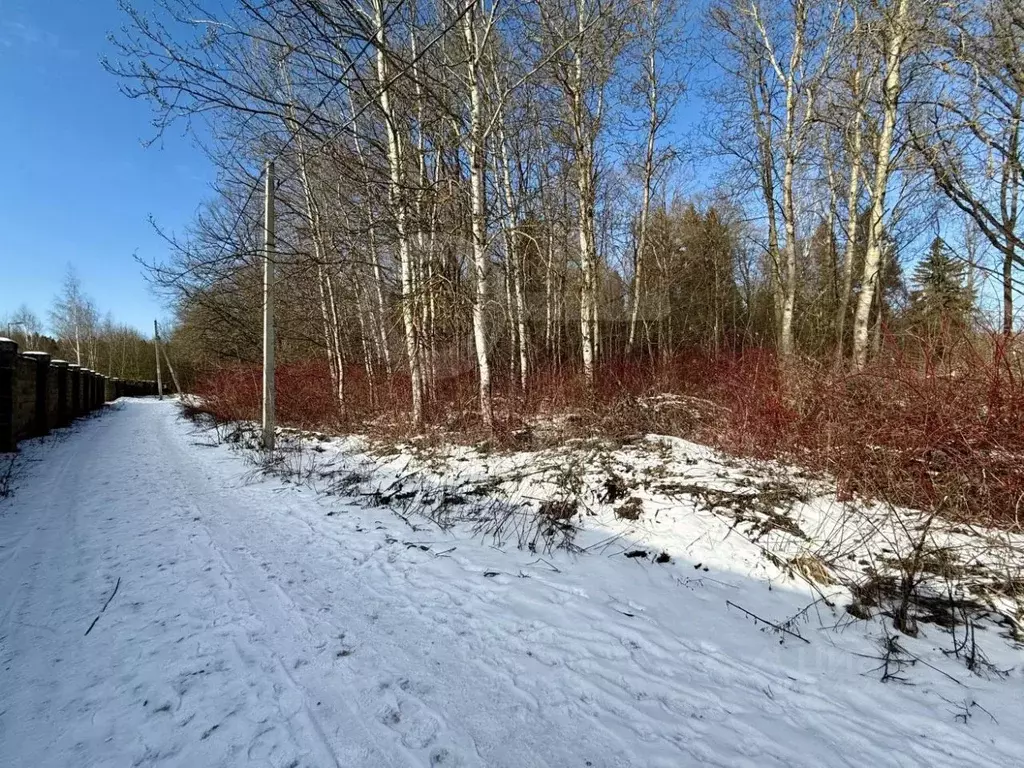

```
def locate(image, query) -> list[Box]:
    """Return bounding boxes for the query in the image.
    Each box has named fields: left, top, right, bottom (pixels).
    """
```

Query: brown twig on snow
left=84, top=577, right=121, bottom=637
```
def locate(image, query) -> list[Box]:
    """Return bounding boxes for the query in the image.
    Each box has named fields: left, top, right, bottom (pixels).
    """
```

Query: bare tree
left=851, top=0, right=913, bottom=369
left=828, top=10, right=873, bottom=362
left=627, top=0, right=686, bottom=355
left=911, top=0, right=1023, bottom=337
left=50, top=267, right=98, bottom=367
left=539, top=0, right=632, bottom=389
left=2, top=305, right=44, bottom=350
left=709, top=0, right=838, bottom=357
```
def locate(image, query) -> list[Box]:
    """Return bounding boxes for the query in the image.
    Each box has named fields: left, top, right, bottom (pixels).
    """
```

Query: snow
left=1, top=398, right=1023, bottom=767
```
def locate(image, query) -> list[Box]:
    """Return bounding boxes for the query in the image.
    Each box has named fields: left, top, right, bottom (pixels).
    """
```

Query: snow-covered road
left=1, top=399, right=1021, bottom=767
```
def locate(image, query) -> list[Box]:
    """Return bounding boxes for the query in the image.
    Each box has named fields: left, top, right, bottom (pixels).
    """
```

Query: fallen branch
left=726, top=599, right=811, bottom=644
left=525, top=557, right=561, bottom=573
left=84, top=577, right=121, bottom=637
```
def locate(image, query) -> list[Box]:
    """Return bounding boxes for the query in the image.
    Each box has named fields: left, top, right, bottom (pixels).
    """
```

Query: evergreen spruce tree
left=908, top=238, right=974, bottom=335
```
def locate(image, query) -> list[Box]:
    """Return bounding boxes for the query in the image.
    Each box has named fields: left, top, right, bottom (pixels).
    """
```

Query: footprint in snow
left=430, top=746, right=465, bottom=766
left=247, top=725, right=295, bottom=762
left=398, top=677, right=431, bottom=696
left=378, top=699, right=440, bottom=749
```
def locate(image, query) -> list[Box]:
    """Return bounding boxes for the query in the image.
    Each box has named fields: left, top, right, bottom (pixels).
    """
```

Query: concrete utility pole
left=160, top=343, right=183, bottom=395
left=153, top=320, right=163, bottom=400
left=262, top=160, right=277, bottom=452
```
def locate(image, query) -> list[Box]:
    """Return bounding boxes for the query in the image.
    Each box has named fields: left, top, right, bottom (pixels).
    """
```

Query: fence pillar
left=68, top=365, right=81, bottom=416
left=0, top=338, right=17, bottom=452
left=51, top=360, right=69, bottom=426
left=83, top=370, right=94, bottom=412
left=22, top=352, right=51, bottom=437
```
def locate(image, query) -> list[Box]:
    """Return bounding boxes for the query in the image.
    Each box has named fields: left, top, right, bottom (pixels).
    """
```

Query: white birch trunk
left=851, top=0, right=909, bottom=369
left=574, top=1, right=598, bottom=389
left=373, top=0, right=424, bottom=426
left=461, top=4, right=494, bottom=429
left=497, top=126, right=529, bottom=391
left=835, top=68, right=865, bottom=362
left=627, top=14, right=659, bottom=355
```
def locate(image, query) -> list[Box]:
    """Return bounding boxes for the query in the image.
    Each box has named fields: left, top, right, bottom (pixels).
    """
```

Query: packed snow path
left=1, top=399, right=1021, bottom=767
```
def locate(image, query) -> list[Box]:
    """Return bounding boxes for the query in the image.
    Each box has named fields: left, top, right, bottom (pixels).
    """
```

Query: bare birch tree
left=851, top=0, right=912, bottom=369
left=911, top=0, right=1023, bottom=337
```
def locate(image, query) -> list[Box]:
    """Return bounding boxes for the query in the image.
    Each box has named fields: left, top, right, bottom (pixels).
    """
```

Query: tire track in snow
left=4, top=400, right=1022, bottom=768
left=156, top=411, right=421, bottom=768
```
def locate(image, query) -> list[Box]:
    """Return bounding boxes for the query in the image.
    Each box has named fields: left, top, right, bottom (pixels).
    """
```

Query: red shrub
left=687, top=339, right=1024, bottom=525
left=191, top=334, right=1024, bottom=525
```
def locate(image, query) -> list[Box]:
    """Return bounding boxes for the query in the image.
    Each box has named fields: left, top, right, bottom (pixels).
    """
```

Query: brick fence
left=0, top=337, right=165, bottom=452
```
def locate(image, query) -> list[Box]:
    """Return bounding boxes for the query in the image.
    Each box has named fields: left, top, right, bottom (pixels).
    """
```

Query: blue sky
left=0, top=0, right=214, bottom=335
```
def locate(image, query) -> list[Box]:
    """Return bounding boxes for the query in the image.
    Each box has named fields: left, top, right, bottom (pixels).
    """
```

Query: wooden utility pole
left=262, top=160, right=276, bottom=451
left=153, top=319, right=163, bottom=400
